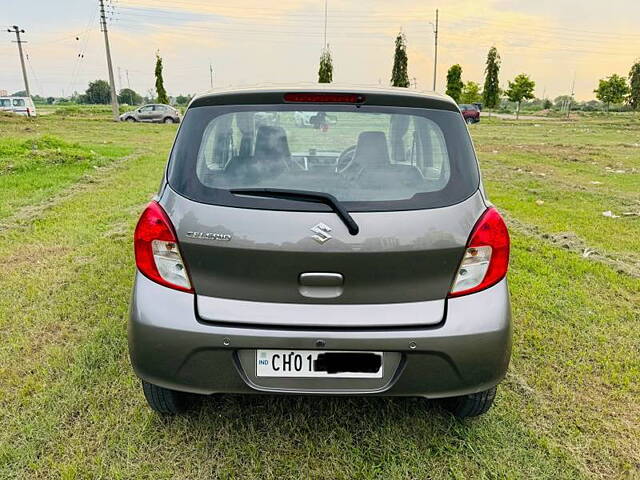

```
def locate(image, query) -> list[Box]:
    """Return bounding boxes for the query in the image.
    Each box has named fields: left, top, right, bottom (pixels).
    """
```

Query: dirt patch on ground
left=504, top=213, right=640, bottom=278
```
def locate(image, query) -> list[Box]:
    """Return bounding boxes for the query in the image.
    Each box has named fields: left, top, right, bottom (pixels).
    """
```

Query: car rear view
left=129, top=86, right=511, bottom=418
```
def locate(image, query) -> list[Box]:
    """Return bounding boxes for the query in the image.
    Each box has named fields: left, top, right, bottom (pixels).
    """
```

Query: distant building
left=0, top=89, right=7, bottom=96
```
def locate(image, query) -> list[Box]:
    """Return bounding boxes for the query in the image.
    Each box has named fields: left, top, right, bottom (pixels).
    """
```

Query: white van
left=0, top=97, right=12, bottom=113
left=1, top=97, right=37, bottom=117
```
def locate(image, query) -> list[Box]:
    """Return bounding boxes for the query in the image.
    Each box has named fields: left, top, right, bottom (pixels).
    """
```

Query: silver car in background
left=120, top=103, right=180, bottom=123
left=129, top=86, right=512, bottom=418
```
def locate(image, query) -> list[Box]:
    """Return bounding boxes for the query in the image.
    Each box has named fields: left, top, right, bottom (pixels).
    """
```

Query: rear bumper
left=129, top=273, right=511, bottom=398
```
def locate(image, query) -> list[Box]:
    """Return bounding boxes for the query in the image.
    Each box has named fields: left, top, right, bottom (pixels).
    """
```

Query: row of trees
left=68, top=52, right=192, bottom=107
left=444, top=47, right=640, bottom=115
left=445, top=49, right=534, bottom=118
left=316, top=34, right=640, bottom=116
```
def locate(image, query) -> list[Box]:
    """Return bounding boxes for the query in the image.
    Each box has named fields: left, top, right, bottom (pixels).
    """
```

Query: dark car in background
left=120, top=104, right=181, bottom=123
left=459, top=104, right=480, bottom=124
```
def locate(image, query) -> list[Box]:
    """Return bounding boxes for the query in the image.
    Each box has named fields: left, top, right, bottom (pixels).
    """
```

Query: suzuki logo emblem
left=310, top=223, right=332, bottom=244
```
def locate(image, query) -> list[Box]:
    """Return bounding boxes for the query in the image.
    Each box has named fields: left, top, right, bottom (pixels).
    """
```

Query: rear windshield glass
left=168, top=104, right=479, bottom=212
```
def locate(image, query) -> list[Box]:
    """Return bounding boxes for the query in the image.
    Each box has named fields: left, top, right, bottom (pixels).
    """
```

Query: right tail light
left=449, top=207, right=510, bottom=297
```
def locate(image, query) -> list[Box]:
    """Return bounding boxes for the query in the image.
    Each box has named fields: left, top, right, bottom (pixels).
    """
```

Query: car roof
left=189, top=83, right=459, bottom=112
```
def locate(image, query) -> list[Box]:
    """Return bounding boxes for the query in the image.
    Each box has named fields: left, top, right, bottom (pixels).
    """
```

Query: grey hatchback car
left=129, top=85, right=511, bottom=418
left=120, top=103, right=180, bottom=123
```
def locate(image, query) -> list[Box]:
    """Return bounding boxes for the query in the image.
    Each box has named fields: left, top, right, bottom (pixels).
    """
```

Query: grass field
left=0, top=110, right=638, bottom=479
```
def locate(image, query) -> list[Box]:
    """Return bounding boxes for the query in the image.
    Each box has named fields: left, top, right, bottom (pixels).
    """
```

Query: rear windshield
left=168, top=104, right=479, bottom=212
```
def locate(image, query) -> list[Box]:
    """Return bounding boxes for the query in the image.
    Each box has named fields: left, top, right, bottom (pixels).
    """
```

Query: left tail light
left=134, top=201, right=193, bottom=292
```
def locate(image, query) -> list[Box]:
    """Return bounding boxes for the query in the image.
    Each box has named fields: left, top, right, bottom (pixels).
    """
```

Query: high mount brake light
left=283, top=93, right=365, bottom=104
left=448, top=207, right=510, bottom=297
left=134, top=201, right=193, bottom=292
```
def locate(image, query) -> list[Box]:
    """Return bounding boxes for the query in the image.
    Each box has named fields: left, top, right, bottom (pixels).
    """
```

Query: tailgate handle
left=299, top=273, right=343, bottom=298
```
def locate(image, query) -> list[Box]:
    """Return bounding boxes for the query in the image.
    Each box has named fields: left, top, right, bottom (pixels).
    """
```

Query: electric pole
left=431, top=9, right=439, bottom=91
left=99, top=0, right=119, bottom=121
left=323, top=0, right=328, bottom=49
left=209, top=62, right=214, bottom=89
left=567, top=72, right=576, bottom=119
left=7, top=26, right=31, bottom=97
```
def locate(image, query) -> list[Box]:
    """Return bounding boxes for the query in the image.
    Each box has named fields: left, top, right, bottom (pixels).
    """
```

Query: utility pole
left=118, top=66, right=123, bottom=91
left=209, top=62, right=214, bottom=89
left=99, top=0, right=119, bottom=121
left=567, top=72, right=576, bottom=119
left=7, top=26, right=31, bottom=97
left=323, top=0, right=328, bottom=49
left=126, top=69, right=131, bottom=88
left=430, top=9, right=439, bottom=91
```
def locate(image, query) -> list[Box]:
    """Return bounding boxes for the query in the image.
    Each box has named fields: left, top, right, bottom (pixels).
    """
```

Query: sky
left=1, top=0, right=639, bottom=101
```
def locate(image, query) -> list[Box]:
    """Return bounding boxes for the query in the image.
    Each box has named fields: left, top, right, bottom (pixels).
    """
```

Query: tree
left=460, top=81, right=481, bottom=104
left=11, top=90, right=27, bottom=97
left=594, top=74, right=630, bottom=112
left=390, top=32, right=409, bottom=87
left=154, top=51, right=169, bottom=104
left=542, top=98, right=553, bottom=109
left=84, top=80, right=111, bottom=104
left=318, top=47, right=333, bottom=83
left=483, top=46, right=501, bottom=108
left=175, top=94, right=193, bottom=105
left=628, top=60, right=640, bottom=110
left=445, top=65, right=464, bottom=102
left=118, top=88, right=142, bottom=105
left=505, top=73, right=535, bottom=119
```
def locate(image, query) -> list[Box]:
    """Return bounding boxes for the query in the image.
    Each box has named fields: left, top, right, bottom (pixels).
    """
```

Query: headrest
left=353, top=131, right=391, bottom=168
left=254, top=125, right=290, bottom=161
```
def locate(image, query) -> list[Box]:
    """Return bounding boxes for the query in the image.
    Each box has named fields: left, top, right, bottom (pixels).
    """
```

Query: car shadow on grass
left=156, top=393, right=475, bottom=445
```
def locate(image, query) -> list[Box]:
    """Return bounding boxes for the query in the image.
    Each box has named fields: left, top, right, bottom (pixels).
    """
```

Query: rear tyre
left=141, top=380, right=191, bottom=414
left=465, top=117, right=474, bottom=125
left=163, top=117, right=175, bottom=124
left=441, top=386, right=497, bottom=418
left=126, top=117, right=136, bottom=122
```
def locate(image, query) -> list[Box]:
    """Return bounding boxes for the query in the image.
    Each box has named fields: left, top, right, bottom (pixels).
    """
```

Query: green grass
left=0, top=109, right=638, bottom=479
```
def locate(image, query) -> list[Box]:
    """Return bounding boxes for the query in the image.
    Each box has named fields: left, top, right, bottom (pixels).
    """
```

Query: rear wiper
left=230, top=188, right=359, bottom=235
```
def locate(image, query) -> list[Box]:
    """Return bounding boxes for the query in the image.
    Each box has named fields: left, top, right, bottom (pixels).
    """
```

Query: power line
left=25, top=51, right=44, bottom=95
left=6, top=26, right=31, bottom=97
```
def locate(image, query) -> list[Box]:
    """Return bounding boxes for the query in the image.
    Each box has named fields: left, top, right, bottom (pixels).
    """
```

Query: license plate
left=256, top=350, right=383, bottom=378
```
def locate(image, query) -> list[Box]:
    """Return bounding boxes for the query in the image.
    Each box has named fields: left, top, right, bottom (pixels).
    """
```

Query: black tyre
left=142, top=380, right=191, bottom=414
left=441, top=386, right=497, bottom=418
left=126, top=116, right=136, bottom=122
left=163, top=117, right=175, bottom=124
left=465, top=117, right=474, bottom=125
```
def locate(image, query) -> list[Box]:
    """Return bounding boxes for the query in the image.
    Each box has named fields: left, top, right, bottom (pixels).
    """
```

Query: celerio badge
left=311, top=223, right=332, bottom=244
left=186, top=231, right=231, bottom=241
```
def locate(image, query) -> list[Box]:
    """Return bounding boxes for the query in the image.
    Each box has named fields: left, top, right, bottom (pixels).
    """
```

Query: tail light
left=449, top=207, right=510, bottom=297
left=134, top=201, right=193, bottom=292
